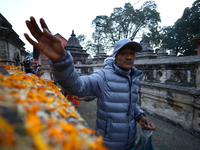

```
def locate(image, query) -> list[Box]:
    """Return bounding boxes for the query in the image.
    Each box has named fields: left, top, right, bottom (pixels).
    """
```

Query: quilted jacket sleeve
left=48, top=50, right=104, bottom=98
left=134, top=103, right=145, bottom=121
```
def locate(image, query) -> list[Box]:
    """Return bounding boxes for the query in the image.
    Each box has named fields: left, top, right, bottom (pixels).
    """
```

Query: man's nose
left=126, top=54, right=132, bottom=59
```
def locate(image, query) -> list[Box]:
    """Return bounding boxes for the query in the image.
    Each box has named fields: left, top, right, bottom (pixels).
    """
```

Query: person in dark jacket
left=23, top=59, right=31, bottom=73
left=24, top=17, right=155, bottom=150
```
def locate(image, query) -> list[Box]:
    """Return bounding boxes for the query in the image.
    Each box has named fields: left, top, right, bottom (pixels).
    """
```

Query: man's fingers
left=24, top=33, right=39, bottom=50
left=149, top=122, right=156, bottom=130
left=43, top=28, right=61, bottom=43
left=30, top=17, right=43, bottom=37
left=26, top=20, right=41, bottom=41
left=40, top=18, right=51, bottom=33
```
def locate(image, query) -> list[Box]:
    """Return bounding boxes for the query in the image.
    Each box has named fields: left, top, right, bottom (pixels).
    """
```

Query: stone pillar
left=196, top=65, right=200, bottom=89
left=157, top=45, right=168, bottom=58
left=191, top=37, right=200, bottom=55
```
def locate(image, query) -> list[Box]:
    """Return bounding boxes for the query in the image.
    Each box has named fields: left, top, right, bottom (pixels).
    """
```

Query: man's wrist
left=137, top=114, right=144, bottom=122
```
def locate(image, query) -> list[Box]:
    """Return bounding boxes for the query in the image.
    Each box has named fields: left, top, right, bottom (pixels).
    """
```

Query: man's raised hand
left=24, top=17, right=65, bottom=62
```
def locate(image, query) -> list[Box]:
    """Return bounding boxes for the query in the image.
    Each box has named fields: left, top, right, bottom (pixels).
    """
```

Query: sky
left=0, top=0, right=196, bottom=53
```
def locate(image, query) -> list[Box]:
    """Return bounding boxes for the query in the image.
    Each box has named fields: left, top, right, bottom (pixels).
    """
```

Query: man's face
left=115, top=46, right=135, bottom=72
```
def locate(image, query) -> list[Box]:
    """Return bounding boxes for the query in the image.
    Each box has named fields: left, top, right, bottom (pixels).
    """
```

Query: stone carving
left=13, top=50, right=20, bottom=66
left=0, top=50, right=8, bottom=59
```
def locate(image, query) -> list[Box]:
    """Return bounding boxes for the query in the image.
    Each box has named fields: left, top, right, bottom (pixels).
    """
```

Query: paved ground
left=77, top=99, right=200, bottom=150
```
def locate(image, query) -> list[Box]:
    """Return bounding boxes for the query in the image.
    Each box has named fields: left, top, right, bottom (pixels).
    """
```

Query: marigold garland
left=0, top=64, right=107, bottom=150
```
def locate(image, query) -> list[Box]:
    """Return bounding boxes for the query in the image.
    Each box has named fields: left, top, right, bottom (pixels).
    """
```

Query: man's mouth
left=124, top=62, right=133, bottom=65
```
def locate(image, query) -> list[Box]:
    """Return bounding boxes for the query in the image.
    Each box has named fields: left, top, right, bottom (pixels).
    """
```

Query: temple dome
left=64, top=30, right=82, bottom=50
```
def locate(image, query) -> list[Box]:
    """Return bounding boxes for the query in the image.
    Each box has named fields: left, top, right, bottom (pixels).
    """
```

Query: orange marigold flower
left=27, top=91, right=39, bottom=101
left=0, top=74, right=3, bottom=80
left=37, top=86, right=46, bottom=91
left=81, top=127, right=95, bottom=134
left=58, top=108, right=68, bottom=119
left=25, top=113, right=43, bottom=134
left=31, top=133, right=52, bottom=150
left=37, top=93, right=54, bottom=103
left=0, top=81, right=12, bottom=88
left=47, top=127, right=66, bottom=145
left=13, top=82, right=24, bottom=89
left=47, top=118, right=55, bottom=128
left=0, top=116, right=15, bottom=147
left=4, top=64, right=9, bottom=71
left=0, top=95, right=3, bottom=101
left=26, top=105, right=41, bottom=113
left=23, top=74, right=32, bottom=79
left=58, top=121, right=77, bottom=134
left=69, top=112, right=79, bottom=118
left=10, top=65, right=15, bottom=68
left=17, top=66, right=23, bottom=69
left=9, top=92, right=21, bottom=99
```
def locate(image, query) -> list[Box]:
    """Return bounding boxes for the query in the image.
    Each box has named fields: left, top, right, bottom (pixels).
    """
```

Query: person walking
left=24, top=17, right=155, bottom=150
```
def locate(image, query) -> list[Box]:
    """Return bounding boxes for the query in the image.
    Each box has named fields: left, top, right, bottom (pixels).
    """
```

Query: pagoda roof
left=64, top=30, right=82, bottom=50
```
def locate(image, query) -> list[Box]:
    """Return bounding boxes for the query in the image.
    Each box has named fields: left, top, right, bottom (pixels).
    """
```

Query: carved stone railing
left=134, top=55, right=200, bottom=137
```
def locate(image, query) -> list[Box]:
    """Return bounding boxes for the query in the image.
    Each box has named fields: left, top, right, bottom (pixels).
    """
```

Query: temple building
left=0, top=13, right=28, bottom=66
left=64, top=30, right=89, bottom=64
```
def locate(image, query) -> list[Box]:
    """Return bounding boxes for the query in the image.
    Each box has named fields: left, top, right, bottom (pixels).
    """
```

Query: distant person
left=32, top=66, right=37, bottom=75
left=35, top=67, right=44, bottom=77
left=23, top=59, right=31, bottom=73
left=24, top=17, right=155, bottom=150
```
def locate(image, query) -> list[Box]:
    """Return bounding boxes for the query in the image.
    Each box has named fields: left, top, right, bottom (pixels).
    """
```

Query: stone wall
left=134, top=55, right=200, bottom=137
left=0, top=40, right=25, bottom=66
left=0, top=13, right=28, bottom=66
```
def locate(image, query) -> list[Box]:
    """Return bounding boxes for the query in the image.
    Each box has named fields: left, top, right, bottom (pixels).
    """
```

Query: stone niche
left=135, top=55, right=200, bottom=137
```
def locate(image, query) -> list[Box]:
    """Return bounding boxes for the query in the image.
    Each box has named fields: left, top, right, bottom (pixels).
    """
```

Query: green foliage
left=88, top=1, right=161, bottom=54
left=160, top=0, right=200, bottom=56
left=194, top=33, right=200, bottom=38
left=77, top=34, right=87, bottom=47
left=85, top=40, right=98, bottom=56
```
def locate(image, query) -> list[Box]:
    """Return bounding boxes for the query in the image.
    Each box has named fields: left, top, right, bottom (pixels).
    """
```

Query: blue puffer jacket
left=49, top=51, right=145, bottom=150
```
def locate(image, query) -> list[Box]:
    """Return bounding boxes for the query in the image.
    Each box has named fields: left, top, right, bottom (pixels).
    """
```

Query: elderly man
left=24, top=17, right=155, bottom=150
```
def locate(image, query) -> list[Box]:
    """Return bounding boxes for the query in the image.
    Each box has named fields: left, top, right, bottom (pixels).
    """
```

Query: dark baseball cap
left=113, top=38, right=142, bottom=57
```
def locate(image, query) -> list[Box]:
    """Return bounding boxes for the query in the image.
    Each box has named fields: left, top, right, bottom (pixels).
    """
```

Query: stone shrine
left=136, top=39, right=157, bottom=60
left=0, top=13, right=28, bottom=66
left=157, top=45, right=168, bottom=58
left=64, top=30, right=89, bottom=64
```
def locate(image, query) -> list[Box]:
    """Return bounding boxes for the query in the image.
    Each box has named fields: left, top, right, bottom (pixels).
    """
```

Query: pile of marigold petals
left=0, top=64, right=107, bottom=150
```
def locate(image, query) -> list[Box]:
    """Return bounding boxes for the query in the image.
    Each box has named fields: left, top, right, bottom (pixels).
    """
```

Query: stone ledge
left=135, top=55, right=200, bottom=65
left=140, top=81, right=200, bottom=96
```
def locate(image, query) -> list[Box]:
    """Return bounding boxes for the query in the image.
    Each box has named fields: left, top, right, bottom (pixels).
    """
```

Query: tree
left=85, top=39, right=98, bottom=56
left=77, top=34, right=86, bottom=47
left=90, top=1, right=161, bottom=53
left=160, top=0, right=200, bottom=56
